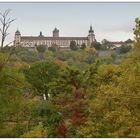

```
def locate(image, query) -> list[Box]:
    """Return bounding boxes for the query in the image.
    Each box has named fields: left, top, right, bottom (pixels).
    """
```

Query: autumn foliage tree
left=1, top=18, right=140, bottom=138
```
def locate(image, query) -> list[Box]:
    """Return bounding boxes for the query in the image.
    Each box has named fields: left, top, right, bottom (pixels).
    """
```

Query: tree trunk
left=1, top=37, right=4, bottom=49
left=43, top=94, right=46, bottom=100
left=1, top=22, right=5, bottom=49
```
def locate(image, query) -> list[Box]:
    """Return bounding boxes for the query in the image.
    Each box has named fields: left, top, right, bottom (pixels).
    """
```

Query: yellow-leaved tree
left=21, top=122, right=48, bottom=138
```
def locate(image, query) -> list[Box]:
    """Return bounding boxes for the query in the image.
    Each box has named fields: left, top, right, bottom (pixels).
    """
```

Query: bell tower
left=53, top=27, right=59, bottom=37
left=88, top=25, right=96, bottom=46
left=14, top=29, right=21, bottom=46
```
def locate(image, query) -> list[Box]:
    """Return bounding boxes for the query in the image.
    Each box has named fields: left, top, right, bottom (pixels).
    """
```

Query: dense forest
left=0, top=18, right=140, bottom=138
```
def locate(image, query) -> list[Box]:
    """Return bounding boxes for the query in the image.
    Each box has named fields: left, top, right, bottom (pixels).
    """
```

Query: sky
left=0, top=2, right=140, bottom=44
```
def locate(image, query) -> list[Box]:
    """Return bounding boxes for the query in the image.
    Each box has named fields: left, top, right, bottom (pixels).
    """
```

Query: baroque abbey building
left=14, top=26, right=96, bottom=49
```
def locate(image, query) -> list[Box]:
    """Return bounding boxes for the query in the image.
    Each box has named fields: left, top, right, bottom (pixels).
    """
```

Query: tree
left=134, top=18, right=140, bottom=45
left=0, top=52, right=28, bottom=138
left=101, top=39, right=111, bottom=50
left=21, top=122, right=48, bottom=138
left=70, top=41, right=78, bottom=51
left=90, top=42, right=101, bottom=50
left=50, top=67, right=90, bottom=137
left=75, top=18, right=140, bottom=137
left=24, top=60, right=61, bottom=100
left=30, top=100, right=63, bottom=137
left=48, top=44, right=59, bottom=52
left=83, top=48, right=97, bottom=64
left=12, top=47, right=39, bottom=63
left=90, top=42, right=95, bottom=48
left=80, top=43, right=86, bottom=50
left=0, top=9, right=16, bottom=49
left=36, top=45, right=47, bottom=53
left=95, top=42, right=101, bottom=50
left=36, top=45, right=47, bottom=59
left=86, top=47, right=97, bottom=54
left=119, top=45, right=132, bottom=54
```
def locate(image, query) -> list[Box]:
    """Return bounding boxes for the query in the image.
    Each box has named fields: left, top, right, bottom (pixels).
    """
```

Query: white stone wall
left=20, top=39, right=88, bottom=48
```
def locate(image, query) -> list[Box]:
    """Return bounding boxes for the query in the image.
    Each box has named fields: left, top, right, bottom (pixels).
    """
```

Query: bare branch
left=5, top=33, right=10, bottom=37
left=5, top=23, right=10, bottom=32
left=8, top=18, right=16, bottom=24
left=0, top=12, right=2, bottom=16
left=0, top=28, right=2, bottom=34
left=4, top=9, right=11, bottom=18
left=0, top=18, right=4, bottom=24
left=5, top=41, right=13, bottom=46
left=0, top=9, right=16, bottom=49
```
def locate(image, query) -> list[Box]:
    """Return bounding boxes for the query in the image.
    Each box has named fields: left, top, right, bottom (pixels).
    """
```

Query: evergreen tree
left=48, top=44, right=59, bottom=52
left=70, top=41, right=78, bottom=51
left=80, top=43, right=86, bottom=50
left=36, top=45, right=47, bottom=60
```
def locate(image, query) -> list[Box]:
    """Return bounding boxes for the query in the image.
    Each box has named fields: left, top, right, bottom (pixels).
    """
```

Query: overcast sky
left=0, top=2, right=140, bottom=44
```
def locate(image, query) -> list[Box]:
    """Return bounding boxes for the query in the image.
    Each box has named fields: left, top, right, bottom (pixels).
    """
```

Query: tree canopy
left=0, top=18, right=139, bottom=138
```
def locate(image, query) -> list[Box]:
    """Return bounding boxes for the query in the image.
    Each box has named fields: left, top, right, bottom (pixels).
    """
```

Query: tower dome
left=15, top=29, right=21, bottom=35
left=89, top=25, right=94, bottom=34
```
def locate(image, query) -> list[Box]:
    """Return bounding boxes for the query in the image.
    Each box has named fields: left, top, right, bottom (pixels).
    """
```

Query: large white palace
left=14, top=26, right=96, bottom=49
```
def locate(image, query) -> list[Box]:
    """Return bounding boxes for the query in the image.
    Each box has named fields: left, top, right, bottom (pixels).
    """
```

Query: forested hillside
left=0, top=18, right=140, bottom=138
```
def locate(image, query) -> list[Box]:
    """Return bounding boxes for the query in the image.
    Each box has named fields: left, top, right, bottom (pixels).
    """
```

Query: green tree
left=80, top=43, right=86, bottom=50
left=0, top=52, right=28, bottom=137
left=30, top=100, right=63, bottom=137
left=48, top=44, right=59, bottom=52
left=85, top=48, right=97, bottom=64
left=36, top=45, right=47, bottom=53
left=101, top=39, right=111, bottom=50
left=36, top=45, right=47, bottom=60
left=70, top=41, right=78, bottom=51
left=134, top=18, right=140, bottom=46
left=94, top=42, right=101, bottom=50
left=13, top=47, right=39, bottom=63
left=90, top=41, right=101, bottom=50
left=24, top=60, right=61, bottom=100
left=119, top=45, right=132, bottom=54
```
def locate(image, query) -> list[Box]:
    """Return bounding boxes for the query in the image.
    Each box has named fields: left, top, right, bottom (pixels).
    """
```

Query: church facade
left=14, top=26, right=96, bottom=49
